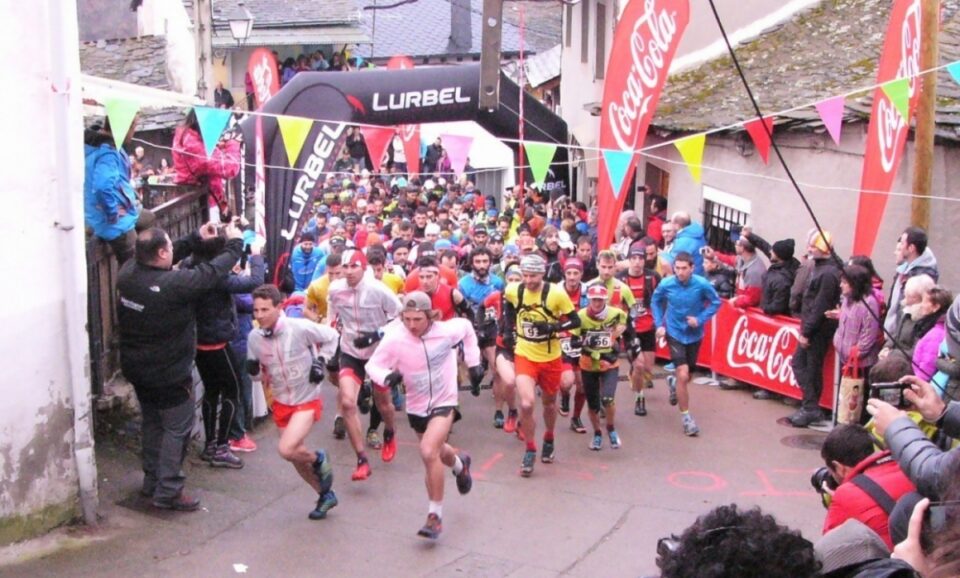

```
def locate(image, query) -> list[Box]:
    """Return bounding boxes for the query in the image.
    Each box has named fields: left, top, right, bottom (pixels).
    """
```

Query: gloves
left=384, top=370, right=403, bottom=390
left=531, top=321, right=557, bottom=336
left=245, top=359, right=260, bottom=376
left=309, top=357, right=326, bottom=384
left=354, top=329, right=384, bottom=349
left=600, top=351, right=619, bottom=365
left=468, top=365, right=485, bottom=397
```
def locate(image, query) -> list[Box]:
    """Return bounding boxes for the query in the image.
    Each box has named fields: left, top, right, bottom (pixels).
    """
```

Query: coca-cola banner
left=852, top=0, right=922, bottom=256
left=711, top=303, right=835, bottom=409
left=247, top=48, right=280, bottom=110
left=596, top=0, right=690, bottom=249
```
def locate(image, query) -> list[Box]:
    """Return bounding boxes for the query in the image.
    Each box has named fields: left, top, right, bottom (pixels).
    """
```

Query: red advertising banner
left=596, top=0, right=690, bottom=249
left=360, top=126, right=395, bottom=172
left=387, top=55, right=416, bottom=70
left=852, top=0, right=922, bottom=256
left=399, top=123, right=421, bottom=175
left=711, top=303, right=835, bottom=409
left=247, top=48, right=280, bottom=110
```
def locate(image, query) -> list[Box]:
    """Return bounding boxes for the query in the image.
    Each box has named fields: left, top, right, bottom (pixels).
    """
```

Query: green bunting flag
left=104, top=99, right=140, bottom=150
left=277, top=116, right=314, bottom=167
left=523, top=142, right=557, bottom=186
left=881, top=78, right=910, bottom=122
left=194, top=106, right=233, bottom=157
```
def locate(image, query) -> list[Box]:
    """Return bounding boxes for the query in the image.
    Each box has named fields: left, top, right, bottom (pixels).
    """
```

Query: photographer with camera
left=818, top=424, right=916, bottom=548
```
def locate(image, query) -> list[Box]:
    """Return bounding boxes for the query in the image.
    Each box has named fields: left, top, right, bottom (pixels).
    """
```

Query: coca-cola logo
left=606, top=0, right=679, bottom=152
left=878, top=0, right=921, bottom=173
left=725, top=315, right=799, bottom=388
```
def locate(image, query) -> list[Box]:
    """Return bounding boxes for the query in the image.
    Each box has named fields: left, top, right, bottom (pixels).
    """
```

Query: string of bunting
left=102, top=58, right=960, bottom=187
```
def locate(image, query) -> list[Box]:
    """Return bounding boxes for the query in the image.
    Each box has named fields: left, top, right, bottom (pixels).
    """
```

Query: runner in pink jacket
left=365, top=291, right=485, bottom=540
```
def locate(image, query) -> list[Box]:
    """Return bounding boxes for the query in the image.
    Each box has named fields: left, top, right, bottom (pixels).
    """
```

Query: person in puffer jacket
left=84, top=119, right=141, bottom=263
left=172, top=109, right=241, bottom=219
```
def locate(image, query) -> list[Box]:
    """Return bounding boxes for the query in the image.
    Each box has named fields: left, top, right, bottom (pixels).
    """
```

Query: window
left=644, top=163, right=670, bottom=200
left=595, top=3, right=606, bottom=79
left=565, top=3, right=573, bottom=47
left=581, top=1, right=590, bottom=63
left=701, top=186, right=751, bottom=254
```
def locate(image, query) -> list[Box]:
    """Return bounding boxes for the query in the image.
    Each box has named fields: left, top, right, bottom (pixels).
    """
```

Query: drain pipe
left=49, top=0, right=99, bottom=525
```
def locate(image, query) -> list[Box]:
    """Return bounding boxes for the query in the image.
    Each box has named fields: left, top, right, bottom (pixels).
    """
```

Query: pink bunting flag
left=815, top=96, right=845, bottom=146
left=744, top=117, right=774, bottom=164
left=440, top=134, right=473, bottom=175
left=360, top=126, right=395, bottom=172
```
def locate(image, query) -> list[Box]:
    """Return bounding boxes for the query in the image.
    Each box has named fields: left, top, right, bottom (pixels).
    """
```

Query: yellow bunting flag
left=277, top=116, right=314, bottom=167
left=674, top=134, right=706, bottom=183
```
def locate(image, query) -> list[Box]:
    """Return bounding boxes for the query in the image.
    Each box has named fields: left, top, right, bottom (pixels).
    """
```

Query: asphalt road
left=3, top=367, right=828, bottom=578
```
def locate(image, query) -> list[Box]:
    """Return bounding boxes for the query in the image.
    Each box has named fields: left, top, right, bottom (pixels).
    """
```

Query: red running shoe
left=381, top=434, right=397, bottom=463
left=503, top=412, right=518, bottom=433
left=351, top=461, right=372, bottom=481
left=229, top=434, right=257, bottom=453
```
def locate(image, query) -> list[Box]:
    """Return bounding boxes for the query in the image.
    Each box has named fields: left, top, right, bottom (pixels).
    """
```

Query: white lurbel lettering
left=370, top=87, right=472, bottom=111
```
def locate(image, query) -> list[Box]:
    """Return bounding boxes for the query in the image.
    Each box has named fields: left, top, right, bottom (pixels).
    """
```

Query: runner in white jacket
left=366, top=291, right=485, bottom=540
left=246, top=285, right=340, bottom=520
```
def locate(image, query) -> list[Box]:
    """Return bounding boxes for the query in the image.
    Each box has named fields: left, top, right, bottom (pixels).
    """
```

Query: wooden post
left=911, top=0, right=939, bottom=229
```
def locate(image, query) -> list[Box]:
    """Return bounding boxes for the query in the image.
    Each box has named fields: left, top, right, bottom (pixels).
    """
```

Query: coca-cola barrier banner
left=852, top=0, right=922, bottom=256
left=656, top=302, right=835, bottom=410
left=240, top=63, right=568, bottom=271
left=596, top=0, right=690, bottom=249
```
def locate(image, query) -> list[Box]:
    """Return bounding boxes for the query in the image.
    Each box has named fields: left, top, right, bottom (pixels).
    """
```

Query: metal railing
left=86, top=186, right=208, bottom=396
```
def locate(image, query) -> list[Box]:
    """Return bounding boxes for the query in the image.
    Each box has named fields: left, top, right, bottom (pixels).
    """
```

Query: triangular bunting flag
left=104, top=99, right=140, bottom=150
left=277, top=116, right=314, bottom=167
left=523, top=142, right=558, bottom=186
left=194, top=106, right=233, bottom=157
left=674, top=134, right=706, bottom=183
left=881, top=78, right=910, bottom=122
left=743, top=117, right=774, bottom=164
left=815, top=96, right=845, bottom=145
left=948, top=61, right=960, bottom=86
left=360, top=126, right=395, bottom=172
left=601, top=150, right=633, bottom=200
left=440, top=134, right=474, bottom=175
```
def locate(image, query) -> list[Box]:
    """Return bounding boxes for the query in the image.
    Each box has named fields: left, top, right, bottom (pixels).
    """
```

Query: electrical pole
left=911, top=0, right=938, bottom=230
left=479, top=0, right=502, bottom=111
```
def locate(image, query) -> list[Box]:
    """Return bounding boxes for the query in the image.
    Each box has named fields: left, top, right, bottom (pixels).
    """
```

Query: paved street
left=3, top=369, right=828, bottom=578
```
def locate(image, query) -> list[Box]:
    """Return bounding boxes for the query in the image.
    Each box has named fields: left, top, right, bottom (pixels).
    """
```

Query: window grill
left=702, top=199, right=748, bottom=254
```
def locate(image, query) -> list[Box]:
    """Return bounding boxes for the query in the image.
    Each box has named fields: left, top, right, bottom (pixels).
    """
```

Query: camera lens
left=810, top=467, right=837, bottom=493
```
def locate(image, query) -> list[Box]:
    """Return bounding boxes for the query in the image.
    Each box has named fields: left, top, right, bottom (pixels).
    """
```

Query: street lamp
left=228, top=1, right=254, bottom=47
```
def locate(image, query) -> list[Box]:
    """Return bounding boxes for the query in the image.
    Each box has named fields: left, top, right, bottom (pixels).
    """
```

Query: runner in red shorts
left=246, top=285, right=340, bottom=520
left=503, top=255, right=579, bottom=477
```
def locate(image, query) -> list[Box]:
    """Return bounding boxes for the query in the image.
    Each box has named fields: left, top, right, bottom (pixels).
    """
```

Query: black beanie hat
left=772, top=238, right=795, bottom=261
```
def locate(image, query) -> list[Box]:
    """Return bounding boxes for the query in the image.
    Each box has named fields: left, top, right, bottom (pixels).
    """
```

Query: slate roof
left=212, top=0, right=361, bottom=28
left=353, top=0, right=529, bottom=60
left=652, top=0, right=960, bottom=141
left=524, top=43, right=561, bottom=87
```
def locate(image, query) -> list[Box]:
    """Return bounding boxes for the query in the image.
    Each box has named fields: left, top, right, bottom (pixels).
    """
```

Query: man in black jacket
left=760, top=239, right=800, bottom=316
left=789, top=231, right=841, bottom=427
left=118, top=222, right=243, bottom=510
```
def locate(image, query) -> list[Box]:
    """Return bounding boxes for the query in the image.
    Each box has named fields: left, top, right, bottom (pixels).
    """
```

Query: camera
left=811, top=466, right=838, bottom=494
left=869, top=381, right=911, bottom=409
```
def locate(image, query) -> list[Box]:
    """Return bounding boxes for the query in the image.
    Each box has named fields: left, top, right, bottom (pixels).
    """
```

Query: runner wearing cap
left=574, top=285, right=629, bottom=450
left=327, top=249, right=403, bottom=479
left=585, top=250, right=637, bottom=314
left=619, top=240, right=662, bottom=417
left=489, top=266, right=522, bottom=431
left=365, top=291, right=484, bottom=540
left=504, top=254, right=580, bottom=476
left=558, top=258, right=590, bottom=433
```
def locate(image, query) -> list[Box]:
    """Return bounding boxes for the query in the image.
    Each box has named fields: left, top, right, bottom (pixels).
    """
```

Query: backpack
left=516, top=282, right=556, bottom=343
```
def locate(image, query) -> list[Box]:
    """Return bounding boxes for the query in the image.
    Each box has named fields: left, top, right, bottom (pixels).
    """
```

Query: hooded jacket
left=172, top=126, right=241, bottom=210
left=288, top=244, right=325, bottom=292
left=84, top=143, right=140, bottom=241
left=833, top=293, right=881, bottom=367
left=761, top=258, right=799, bottom=316
left=667, top=221, right=707, bottom=275
left=800, top=258, right=841, bottom=339
left=182, top=248, right=265, bottom=346
left=652, top=273, right=721, bottom=345
left=883, top=248, right=939, bottom=335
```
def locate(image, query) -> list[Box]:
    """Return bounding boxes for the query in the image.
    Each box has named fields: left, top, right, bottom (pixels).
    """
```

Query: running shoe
left=352, top=460, right=372, bottom=481
left=609, top=430, right=622, bottom=449
left=312, top=450, right=333, bottom=494
left=558, top=393, right=570, bottom=417
left=152, top=493, right=201, bottom=512
left=366, top=429, right=383, bottom=450
left=210, top=445, right=244, bottom=469
left=590, top=432, right=603, bottom=451
left=569, top=417, right=587, bottom=434
left=381, top=431, right=397, bottom=463
left=333, top=415, right=346, bottom=440
left=634, top=397, right=647, bottom=416
left=493, top=410, right=505, bottom=429
left=199, top=441, right=216, bottom=462
left=229, top=434, right=257, bottom=453
left=308, top=490, right=338, bottom=520
left=417, top=513, right=442, bottom=539
left=503, top=411, right=518, bottom=433
left=664, top=362, right=676, bottom=372
left=541, top=440, right=556, bottom=464
left=454, top=452, right=472, bottom=495
left=667, top=376, right=678, bottom=406
left=520, top=450, right=536, bottom=477
left=682, top=414, right=700, bottom=437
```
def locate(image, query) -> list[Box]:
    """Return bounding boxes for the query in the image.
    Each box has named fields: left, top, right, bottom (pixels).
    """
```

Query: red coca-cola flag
left=852, top=0, right=923, bottom=256
left=596, top=0, right=690, bottom=249
left=399, top=123, right=420, bottom=175
left=360, top=126, right=395, bottom=172
left=247, top=48, right=280, bottom=110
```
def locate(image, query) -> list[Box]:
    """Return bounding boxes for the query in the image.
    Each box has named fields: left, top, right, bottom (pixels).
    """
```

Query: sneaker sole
left=229, top=445, right=257, bottom=453
left=520, top=469, right=533, bottom=477
left=210, top=460, right=244, bottom=469
left=684, top=429, right=700, bottom=437
left=417, top=529, right=440, bottom=539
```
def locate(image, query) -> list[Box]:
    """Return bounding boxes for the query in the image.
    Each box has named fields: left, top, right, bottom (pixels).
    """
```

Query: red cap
left=342, top=249, right=368, bottom=268
left=563, top=257, right=584, bottom=272
left=586, top=285, right=608, bottom=300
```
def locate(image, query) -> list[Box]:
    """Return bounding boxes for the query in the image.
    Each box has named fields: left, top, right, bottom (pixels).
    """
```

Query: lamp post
left=228, top=1, right=254, bottom=47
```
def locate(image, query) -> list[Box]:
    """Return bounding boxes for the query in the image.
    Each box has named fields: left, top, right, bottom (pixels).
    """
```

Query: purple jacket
left=833, top=294, right=881, bottom=368
left=912, top=317, right=945, bottom=381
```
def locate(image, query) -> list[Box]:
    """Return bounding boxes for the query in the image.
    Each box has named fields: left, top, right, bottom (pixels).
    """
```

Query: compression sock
left=526, top=440, right=537, bottom=452
left=357, top=452, right=369, bottom=465
left=543, top=431, right=555, bottom=443
left=383, top=428, right=395, bottom=444
left=574, top=392, right=586, bottom=417
left=606, top=423, right=615, bottom=433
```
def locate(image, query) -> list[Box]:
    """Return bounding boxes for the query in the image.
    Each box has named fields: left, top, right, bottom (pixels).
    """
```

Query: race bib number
left=560, top=337, right=580, bottom=357
left=585, top=331, right=612, bottom=349
left=521, top=321, right=541, bottom=339
left=485, top=306, right=498, bottom=322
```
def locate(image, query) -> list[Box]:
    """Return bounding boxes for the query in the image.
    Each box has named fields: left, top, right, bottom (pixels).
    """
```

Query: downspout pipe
left=49, top=0, right=99, bottom=525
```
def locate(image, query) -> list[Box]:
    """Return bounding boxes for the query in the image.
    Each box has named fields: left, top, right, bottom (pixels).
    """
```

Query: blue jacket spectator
left=652, top=272, right=721, bottom=344
left=84, top=134, right=140, bottom=245
left=668, top=213, right=707, bottom=275
left=285, top=232, right=325, bottom=292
